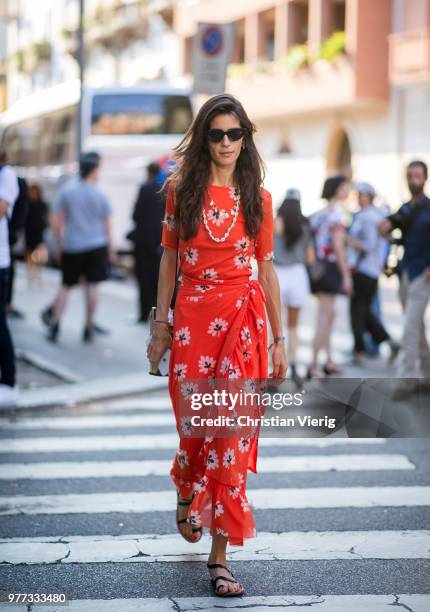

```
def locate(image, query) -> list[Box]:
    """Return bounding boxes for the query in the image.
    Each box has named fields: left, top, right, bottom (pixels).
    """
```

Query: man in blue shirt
left=380, top=160, right=430, bottom=384
left=48, top=151, right=113, bottom=343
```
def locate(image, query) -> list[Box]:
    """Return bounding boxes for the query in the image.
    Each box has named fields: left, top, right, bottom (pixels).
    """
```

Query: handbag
left=148, top=247, right=180, bottom=376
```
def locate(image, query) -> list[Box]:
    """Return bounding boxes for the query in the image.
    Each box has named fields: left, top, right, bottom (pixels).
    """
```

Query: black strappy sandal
left=207, top=562, right=245, bottom=597
left=176, top=491, right=202, bottom=543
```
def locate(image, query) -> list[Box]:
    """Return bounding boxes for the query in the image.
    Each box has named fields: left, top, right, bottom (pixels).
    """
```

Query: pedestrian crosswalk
left=0, top=392, right=429, bottom=610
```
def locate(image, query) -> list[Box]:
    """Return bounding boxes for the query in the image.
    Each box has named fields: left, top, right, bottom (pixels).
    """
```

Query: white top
left=0, top=165, right=19, bottom=269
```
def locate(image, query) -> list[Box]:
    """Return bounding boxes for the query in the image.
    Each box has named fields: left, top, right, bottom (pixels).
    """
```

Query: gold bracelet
left=154, top=320, right=170, bottom=325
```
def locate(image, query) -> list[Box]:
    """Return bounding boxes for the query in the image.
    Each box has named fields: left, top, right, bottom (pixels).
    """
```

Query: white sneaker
left=0, top=384, right=19, bottom=408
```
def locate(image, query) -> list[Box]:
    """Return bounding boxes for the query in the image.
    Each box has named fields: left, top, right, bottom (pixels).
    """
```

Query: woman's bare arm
left=258, top=260, right=287, bottom=379
left=156, top=247, right=178, bottom=320
left=146, top=247, right=177, bottom=369
left=332, top=226, right=352, bottom=294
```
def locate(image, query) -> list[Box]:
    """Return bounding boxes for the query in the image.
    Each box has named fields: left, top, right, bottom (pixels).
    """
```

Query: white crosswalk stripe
left=1, top=390, right=427, bottom=608
left=1, top=486, right=429, bottom=516
left=0, top=413, right=176, bottom=429
left=1, top=594, right=429, bottom=612
left=0, top=433, right=386, bottom=453
left=1, top=530, right=428, bottom=564
left=0, top=454, right=413, bottom=480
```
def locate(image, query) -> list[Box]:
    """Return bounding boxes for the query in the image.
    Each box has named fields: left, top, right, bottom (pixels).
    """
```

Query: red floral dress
left=161, top=183, right=274, bottom=546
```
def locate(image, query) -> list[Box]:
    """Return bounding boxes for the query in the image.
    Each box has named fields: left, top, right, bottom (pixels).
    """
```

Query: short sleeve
left=0, top=166, right=19, bottom=210
left=329, top=209, right=344, bottom=231
left=161, top=182, right=178, bottom=250
left=254, top=189, right=274, bottom=261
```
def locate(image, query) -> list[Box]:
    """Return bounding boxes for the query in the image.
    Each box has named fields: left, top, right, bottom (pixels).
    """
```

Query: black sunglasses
left=207, top=128, right=247, bottom=143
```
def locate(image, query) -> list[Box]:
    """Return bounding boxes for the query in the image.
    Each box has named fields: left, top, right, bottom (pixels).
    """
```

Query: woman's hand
left=270, top=342, right=288, bottom=380
left=147, top=323, right=172, bottom=372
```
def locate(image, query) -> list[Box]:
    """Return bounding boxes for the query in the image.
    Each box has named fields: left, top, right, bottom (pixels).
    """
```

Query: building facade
left=0, top=0, right=181, bottom=111
left=175, top=0, right=430, bottom=212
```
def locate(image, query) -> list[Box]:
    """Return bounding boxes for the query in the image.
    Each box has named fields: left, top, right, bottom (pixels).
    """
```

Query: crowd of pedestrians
left=274, top=160, right=429, bottom=391
left=0, top=138, right=429, bottom=406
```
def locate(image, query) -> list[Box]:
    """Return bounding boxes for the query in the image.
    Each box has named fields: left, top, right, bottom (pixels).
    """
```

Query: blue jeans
left=0, top=267, right=15, bottom=386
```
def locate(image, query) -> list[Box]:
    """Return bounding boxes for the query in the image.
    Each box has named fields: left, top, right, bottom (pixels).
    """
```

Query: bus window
left=91, top=93, right=192, bottom=136
left=42, top=107, right=77, bottom=165
left=1, top=119, right=41, bottom=166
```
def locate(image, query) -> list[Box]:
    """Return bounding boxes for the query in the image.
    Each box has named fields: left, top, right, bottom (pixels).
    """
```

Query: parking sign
left=192, top=22, right=235, bottom=95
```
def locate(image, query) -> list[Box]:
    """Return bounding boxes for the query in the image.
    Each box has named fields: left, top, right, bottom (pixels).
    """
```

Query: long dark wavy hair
left=277, top=197, right=308, bottom=250
left=169, top=94, right=265, bottom=241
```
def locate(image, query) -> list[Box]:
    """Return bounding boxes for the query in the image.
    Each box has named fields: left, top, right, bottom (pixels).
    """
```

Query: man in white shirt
left=0, top=149, right=19, bottom=406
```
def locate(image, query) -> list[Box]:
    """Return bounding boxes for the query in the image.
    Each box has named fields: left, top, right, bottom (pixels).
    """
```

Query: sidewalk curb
left=11, top=372, right=168, bottom=411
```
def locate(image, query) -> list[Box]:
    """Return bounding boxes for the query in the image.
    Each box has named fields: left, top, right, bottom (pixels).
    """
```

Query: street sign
left=192, top=22, right=235, bottom=95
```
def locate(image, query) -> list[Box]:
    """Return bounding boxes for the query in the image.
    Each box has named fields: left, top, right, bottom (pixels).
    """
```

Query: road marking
left=0, top=454, right=413, bottom=480
left=1, top=486, right=428, bottom=516
left=0, top=413, right=176, bottom=430
left=0, top=594, right=428, bottom=611
left=0, top=434, right=386, bottom=453
left=0, top=530, right=428, bottom=564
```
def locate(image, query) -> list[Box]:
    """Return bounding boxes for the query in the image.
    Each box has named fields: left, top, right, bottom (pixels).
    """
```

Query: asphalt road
left=0, top=389, right=429, bottom=611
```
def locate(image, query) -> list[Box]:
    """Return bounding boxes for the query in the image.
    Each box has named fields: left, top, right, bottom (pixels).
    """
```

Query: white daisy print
left=187, top=295, right=203, bottom=302
left=196, top=284, right=213, bottom=293
left=238, top=472, right=245, bottom=487
left=256, top=317, right=265, bottom=333
left=234, top=254, right=249, bottom=269
left=180, top=416, right=193, bottom=436
left=223, top=448, right=236, bottom=468
left=220, top=356, right=231, bottom=375
left=244, top=379, right=257, bottom=394
left=206, top=448, right=219, bottom=470
left=242, top=347, right=252, bottom=362
left=240, top=495, right=250, bottom=512
left=204, top=435, right=214, bottom=446
left=235, top=236, right=250, bottom=251
left=216, top=527, right=229, bottom=537
left=207, top=206, right=229, bottom=226
left=207, top=374, right=216, bottom=388
left=208, top=317, right=228, bottom=337
left=201, top=268, right=217, bottom=280
left=176, top=449, right=189, bottom=469
left=228, top=364, right=241, bottom=379
left=228, top=485, right=240, bottom=499
left=238, top=438, right=251, bottom=453
left=241, top=326, right=252, bottom=345
left=214, top=501, right=224, bottom=518
left=184, top=247, right=199, bottom=266
left=198, top=355, right=216, bottom=374
left=175, top=326, right=191, bottom=346
left=181, top=381, right=199, bottom=401
left=194, top=475, right=208, bottom=493
left=174, top=363, right=188, bottom=380
left=189, top=510, right=202, bottom=526
left=262, top=251, right=274, bottom=261
left=236, top=295, right=246, bottom=309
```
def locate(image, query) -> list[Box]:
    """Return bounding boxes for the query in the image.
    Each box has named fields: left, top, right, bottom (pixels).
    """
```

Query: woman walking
left=147, top=94, right=286, bottom=597
left=308, top=176, right=351, bottom=378
left=274, top=189, right=314, bottom=387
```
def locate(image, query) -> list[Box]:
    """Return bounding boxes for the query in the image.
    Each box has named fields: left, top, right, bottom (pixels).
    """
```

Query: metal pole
left=77, top=0, right=84, bottom=157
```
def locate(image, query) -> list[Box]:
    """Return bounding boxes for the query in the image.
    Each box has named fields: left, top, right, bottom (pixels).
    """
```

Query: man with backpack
left=380, top=160, right=430, bottom=390
left=0, top=149, right=19, bottom=406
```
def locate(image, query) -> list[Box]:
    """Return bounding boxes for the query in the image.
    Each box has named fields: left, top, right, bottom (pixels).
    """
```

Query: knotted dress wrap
left=161, top=183, right=274, bottom=546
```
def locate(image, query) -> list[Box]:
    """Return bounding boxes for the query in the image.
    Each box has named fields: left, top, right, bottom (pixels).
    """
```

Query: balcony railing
left=389, top=29, right=430, bottom=85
